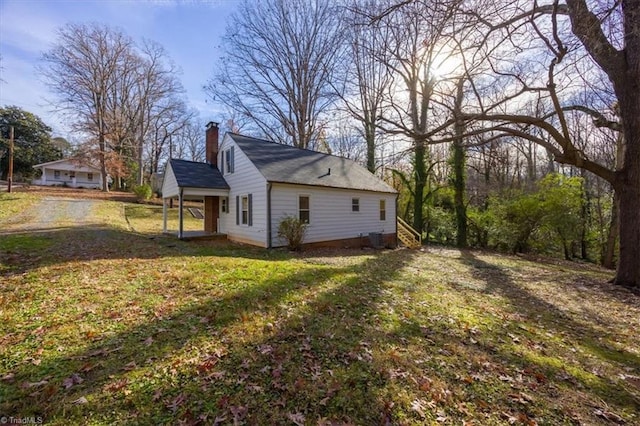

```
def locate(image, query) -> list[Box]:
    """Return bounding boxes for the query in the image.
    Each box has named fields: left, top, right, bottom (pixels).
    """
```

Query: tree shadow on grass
left=1, top=248, right=418, bottom=424
left=0, top=225, right=387, bottom=277
left=456, top=250, right=640, bottom=416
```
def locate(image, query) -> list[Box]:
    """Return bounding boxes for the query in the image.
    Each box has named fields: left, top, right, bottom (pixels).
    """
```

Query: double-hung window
left=299, top=195, right=310, bottom=224
left=236, top=194, right=252, bottom=226
left=225, top=147, right=235, bottom=174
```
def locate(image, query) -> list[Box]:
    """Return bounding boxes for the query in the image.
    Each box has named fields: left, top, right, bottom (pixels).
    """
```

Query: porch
left=161, top=158, right=230, bottom=240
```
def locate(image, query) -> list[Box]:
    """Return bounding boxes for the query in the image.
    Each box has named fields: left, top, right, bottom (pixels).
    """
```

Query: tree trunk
left=99, top=134, right=109, bottom=193
left=365, top=121, right=376, bottom=174
left=452, top=140, right=467, bottom=248
left=615, top=172, right=640, bottom=288
left=612, top=18, right=640, bottom=287
left=453, top=79, right=467, bottom=248
left=413, top=141, right=426, bottom=232
left=580, top=179, right=590, bottom=260
left=603, top=191, right=619, bottom=269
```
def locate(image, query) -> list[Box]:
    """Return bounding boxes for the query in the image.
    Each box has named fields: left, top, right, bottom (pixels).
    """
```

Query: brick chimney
left=205, top=121, right=219, bottom=166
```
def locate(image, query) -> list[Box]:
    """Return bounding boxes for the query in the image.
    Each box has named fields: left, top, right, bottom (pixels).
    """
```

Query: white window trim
left=241, top=195, right=249, bottom=225
left=351, top=197, right=360, bottom=213
left=298, top=194, right=311, bottom=224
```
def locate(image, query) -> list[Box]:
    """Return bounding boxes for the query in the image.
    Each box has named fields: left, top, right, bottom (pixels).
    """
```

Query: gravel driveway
left=1, top=196, right=100, bottom=233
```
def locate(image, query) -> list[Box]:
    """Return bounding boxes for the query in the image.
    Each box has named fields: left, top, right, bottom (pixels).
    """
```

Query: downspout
left=178, top=188, right=184, bottom=239
left=266, top=182, right=273, bottom=248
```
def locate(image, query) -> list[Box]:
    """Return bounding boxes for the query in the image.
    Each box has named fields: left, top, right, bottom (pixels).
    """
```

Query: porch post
left=178, top=189, right=184, bottom=239
left=163, top=197, right=168, bottom=233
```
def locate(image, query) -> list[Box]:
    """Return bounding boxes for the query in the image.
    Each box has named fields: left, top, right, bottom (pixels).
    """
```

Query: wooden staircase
left=397, top=217, right=422, bottom=249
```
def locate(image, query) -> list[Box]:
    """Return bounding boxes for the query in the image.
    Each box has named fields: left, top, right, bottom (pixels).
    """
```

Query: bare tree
left=374, top=0, right=463, bottom=231
left=339, top=0, right=394, bottom=172
left=205, top=0, right=345, bottom=149
left=169, top=118, right=206, bottom=164
left=452, top=0, right=639, bottom=288
left=42, top=23, right=135, bottom=192
left=42, top=24, right=188, bottom=190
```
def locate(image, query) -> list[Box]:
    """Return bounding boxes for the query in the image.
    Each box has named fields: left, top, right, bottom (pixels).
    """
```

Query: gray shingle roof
left=230, top=134, right=397, bottom=193
left=170, top=159, right=229, bottom=189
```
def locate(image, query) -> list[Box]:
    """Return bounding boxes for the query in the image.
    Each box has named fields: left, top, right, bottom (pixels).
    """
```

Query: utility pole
left=7, top=126, right=14, bottom=193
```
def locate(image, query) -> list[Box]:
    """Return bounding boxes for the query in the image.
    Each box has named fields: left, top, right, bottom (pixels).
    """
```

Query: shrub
left=133, top=184, right=152, bottom=202
left=277, top=215, right=307, bottom=251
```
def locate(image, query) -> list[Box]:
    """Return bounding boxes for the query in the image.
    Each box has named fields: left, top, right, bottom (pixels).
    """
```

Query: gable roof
left=32, top=158, right=101, bottom=172
left=229, top=133, right=397, bottom=194
left=169, top=158, right=229, bottom=189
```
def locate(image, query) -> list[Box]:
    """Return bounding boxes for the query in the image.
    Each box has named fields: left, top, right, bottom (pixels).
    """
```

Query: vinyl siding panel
left=270, top=183, right=397, bottom=247
left=218, top=134, right=268, bottom=247
left=161, top=163, right=179, bottom=198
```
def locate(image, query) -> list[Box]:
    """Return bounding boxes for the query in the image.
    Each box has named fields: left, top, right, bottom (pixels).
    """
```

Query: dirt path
left=1, top=197, right=101, bottom=233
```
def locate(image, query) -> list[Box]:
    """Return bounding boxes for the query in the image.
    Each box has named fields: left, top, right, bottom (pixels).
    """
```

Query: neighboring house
left=32, top=159, right=104, bottom=190
left=161, top=122, right=399, bottom=248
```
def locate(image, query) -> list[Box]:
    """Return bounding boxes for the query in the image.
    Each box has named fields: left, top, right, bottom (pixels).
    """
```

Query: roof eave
left=267, top=179, right=397, bottom=194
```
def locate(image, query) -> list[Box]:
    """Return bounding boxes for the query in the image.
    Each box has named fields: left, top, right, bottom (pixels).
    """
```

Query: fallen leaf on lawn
left=287, top=412, right=305, bottom=426
left=594, top=408, right=625, bottom=424
left=411, top=399, right=427, bottom=418
left=21, top=380, right=48, bottom=389
left=143, top=336, right=154, bottom=346
left=79, top=362, right=96, bottom=373
left=72, top=396, right=88, bottom=405
left=166, top=393, right=186, bottom=413
left=212, top=415, right=227, bottom=425
left=230, top=405, right=248, bottom=422
left=1, top=373, right=15, bottom=382
left=122, top=361, right=137, bottom=371
left=32, top=326, right=46, bottom=336
left=104, top=378, right=128, bottom=392
left=63, top=373, right=84, bottom=389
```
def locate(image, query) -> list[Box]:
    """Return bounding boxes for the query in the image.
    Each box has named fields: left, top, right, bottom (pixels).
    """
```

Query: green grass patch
left=1, top=192, right=638, bottom=425
left=125, top=203, right=203, bottom=234
left=0, top=191, right=40, bottom=222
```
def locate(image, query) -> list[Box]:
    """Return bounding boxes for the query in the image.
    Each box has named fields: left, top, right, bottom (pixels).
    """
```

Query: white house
left=161, top=122, right=400, bottom=249
left=32, top=158, right=104, bottom=190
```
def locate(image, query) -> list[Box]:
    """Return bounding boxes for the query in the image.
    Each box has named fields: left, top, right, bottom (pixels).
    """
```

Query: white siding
left=218, top=134, right=268, bottom=247
left=161, top=163, right=179, bottom=198
left=34, top=167, right=102, bottom=189
left=270, top=183, right=397, bottom=247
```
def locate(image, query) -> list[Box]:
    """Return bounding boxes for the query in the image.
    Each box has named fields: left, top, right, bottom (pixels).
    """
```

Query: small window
left=241, top=196, right=249, bottom=224
left=225, top=147, right=235, bottom=174
left=69, top=172, right=75, bottom=179
left=352, top=198, right=360, bottom=212
left=87, top=173, right=93, bottom=181
left=221, top=197, right=229, bottom=213
left=299, top=195, right=310, bottom=224
left=380, top=199, right=386, bottom=221
left=54, top=170, right=60, bottom=179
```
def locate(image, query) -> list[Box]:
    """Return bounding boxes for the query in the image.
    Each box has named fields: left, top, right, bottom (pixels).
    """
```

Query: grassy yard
left=0, top=191, right=639, bottom=425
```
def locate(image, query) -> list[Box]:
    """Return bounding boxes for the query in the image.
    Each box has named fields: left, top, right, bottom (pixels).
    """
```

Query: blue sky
left=0, top=0, right=240, bottom=137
